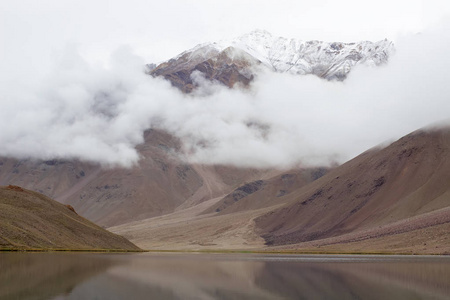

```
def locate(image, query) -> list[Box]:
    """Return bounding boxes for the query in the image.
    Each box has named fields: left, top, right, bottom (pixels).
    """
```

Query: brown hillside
left=255, top=127, right=450, bottom=247
left=202, top=168, right=328, bottom=215
left=0, top=185, right=140, bottom=250
left=0, top=129, right=280, bottom=227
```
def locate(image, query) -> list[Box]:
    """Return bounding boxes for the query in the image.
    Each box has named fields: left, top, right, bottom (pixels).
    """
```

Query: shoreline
left=1, top=248, right=449, bottom=256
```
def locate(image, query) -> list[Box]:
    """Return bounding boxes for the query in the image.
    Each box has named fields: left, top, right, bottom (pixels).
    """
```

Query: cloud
left=1, top=20, right=450, bottom=168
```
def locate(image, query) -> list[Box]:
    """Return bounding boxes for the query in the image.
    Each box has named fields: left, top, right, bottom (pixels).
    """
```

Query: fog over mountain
left=1, top=21, right=450, bottom=168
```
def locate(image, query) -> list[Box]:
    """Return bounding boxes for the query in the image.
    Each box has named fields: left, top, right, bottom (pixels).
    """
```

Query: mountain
left=0, top=185, right=140, bottom=250
left=0, top=30, right=394, bottom=233
left=110, top=127, right=450, bottom=254
left=149, top=29, right=394, bottom=92
left=255, top=127, right=450, bottom=253
left=2, top=30, right=448, bottom=254
left=3, top=125, right=448, bottom=253
left=0, top=129, right=282, bottom=227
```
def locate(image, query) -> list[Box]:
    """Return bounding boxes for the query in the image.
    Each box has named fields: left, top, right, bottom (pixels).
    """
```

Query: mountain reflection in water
left=1, top=253, right=449, bottom=300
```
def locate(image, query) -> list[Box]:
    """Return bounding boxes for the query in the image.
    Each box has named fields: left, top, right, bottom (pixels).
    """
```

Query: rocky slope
left=0, top=185, right=140, bottom=250
left=150, top=29, right=393, bottom=92
left=255, top=127, right=450, bottom=252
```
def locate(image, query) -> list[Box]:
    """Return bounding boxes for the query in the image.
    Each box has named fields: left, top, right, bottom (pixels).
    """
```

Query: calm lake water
left=1, top=252, right=449, bottom=300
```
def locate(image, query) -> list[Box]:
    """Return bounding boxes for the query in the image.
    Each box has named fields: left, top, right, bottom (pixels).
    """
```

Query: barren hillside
left=254, top=127, right=450, bottom=253
left=0, top=185, right=140, bottom=250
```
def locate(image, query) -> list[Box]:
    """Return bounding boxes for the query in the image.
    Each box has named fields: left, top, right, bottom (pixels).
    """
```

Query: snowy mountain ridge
left=150, top=30, right=394, bottom=91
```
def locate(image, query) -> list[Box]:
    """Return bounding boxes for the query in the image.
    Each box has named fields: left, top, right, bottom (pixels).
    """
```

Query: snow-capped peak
left=174, top=30, right=393, bottom=79
left=150, top=30, right=394, bottom=92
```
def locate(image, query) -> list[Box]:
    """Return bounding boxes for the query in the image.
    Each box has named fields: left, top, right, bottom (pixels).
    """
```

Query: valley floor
left=109, top=195, right=450, bottom=255
left=109, top=196, right=276, bottom=250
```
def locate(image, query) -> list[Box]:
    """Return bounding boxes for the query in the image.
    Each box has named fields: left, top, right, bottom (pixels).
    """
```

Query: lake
left=1, top=252, right=449, bottom=299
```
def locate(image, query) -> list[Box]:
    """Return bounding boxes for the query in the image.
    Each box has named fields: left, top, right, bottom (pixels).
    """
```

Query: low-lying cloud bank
left=1, top=21, right=450, bottom=168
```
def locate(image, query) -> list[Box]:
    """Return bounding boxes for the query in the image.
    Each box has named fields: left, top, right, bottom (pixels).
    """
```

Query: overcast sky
left=2, top=0, right=450, bottom=71
left=1, top=1, right=450, bottom=168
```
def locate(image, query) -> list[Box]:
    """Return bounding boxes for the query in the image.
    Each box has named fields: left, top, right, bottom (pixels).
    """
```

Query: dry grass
left=0, top=185, right=140, bottom=251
